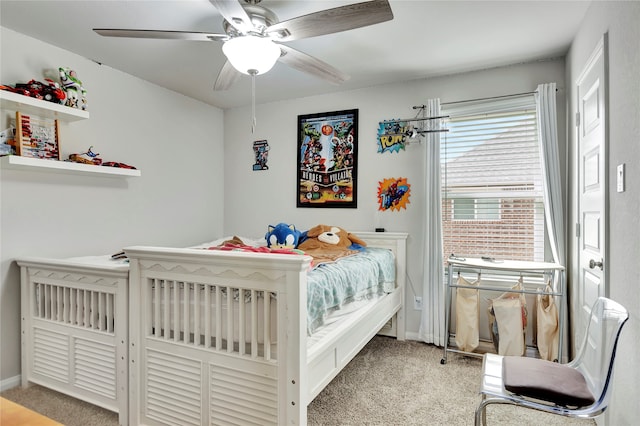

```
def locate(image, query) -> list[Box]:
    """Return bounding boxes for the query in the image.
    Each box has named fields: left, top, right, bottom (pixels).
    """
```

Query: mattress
left=306, top=247, right=396, bottom=334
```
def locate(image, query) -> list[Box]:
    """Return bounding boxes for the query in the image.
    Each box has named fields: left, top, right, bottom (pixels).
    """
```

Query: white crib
left=17, top=255, right=130, bottom=425
left=18, top=231, right=407, bottom=425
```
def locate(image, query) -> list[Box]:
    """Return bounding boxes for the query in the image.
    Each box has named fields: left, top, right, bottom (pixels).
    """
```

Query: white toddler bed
left=17, top=231, right=407, bottom=425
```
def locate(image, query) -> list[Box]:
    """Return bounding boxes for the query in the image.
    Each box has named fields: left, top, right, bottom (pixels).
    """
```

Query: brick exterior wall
left=442, top=198, right=540, bottom=261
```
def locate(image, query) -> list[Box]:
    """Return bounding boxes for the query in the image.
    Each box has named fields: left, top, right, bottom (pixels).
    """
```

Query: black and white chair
left=475, top=296, right=629, bottom=425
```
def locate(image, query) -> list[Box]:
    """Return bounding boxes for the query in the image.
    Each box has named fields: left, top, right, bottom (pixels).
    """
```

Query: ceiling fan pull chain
left=251, top=70, right=257, bottom=134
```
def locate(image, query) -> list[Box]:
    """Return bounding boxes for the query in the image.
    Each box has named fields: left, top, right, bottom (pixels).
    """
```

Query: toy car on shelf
left=68, top=146, right=102, bottom=165
left=1, top=79, right=66, bottom=104
left=0, top=84, right=30, bottom=97
left=102, top=162, right=137, bottom=169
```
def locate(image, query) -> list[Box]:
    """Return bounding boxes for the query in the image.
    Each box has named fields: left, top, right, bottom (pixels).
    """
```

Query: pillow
left=503, top=356, right=595, bottom=407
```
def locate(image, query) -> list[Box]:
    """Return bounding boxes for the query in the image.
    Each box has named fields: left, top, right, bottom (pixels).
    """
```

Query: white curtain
left=418, top=98, right=446, bottom=345
left=535, top=83, right=565, bottom=265
left=535, top=82, right=568, bottom=360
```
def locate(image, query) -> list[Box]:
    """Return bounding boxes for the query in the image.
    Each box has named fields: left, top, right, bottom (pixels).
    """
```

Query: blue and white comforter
left=306, top=247, right=396, bottom=334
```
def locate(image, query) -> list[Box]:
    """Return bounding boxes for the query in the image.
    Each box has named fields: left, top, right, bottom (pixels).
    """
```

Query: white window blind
left=441, top=95, right=545, bottom=262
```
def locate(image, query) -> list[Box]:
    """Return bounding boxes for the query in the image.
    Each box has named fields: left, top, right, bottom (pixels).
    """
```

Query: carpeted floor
left=2, top=336, right=595, bottom=425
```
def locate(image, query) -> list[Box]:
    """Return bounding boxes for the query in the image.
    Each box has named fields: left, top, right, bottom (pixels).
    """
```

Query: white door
left=575, top=35, right=608, bottom=346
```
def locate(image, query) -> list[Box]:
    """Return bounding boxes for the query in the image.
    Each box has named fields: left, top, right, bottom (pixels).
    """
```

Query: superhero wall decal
left=377, top=177, right=411, bottom=211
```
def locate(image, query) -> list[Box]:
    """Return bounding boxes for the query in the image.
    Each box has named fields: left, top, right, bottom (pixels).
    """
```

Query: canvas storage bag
left=455, top=275, right=480, bottom=352
left=488, top=278, right=527, bottom=356
left=536, top=282, right=559, bottom=361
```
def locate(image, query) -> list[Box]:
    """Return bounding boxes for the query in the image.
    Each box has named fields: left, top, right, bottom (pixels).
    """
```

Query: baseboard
left=405, top=331, right=420, bottom=341
left=1, top=374, right=21, bottom=392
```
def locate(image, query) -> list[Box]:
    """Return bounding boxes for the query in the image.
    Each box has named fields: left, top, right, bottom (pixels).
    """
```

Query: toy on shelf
left=15, top=112, right=60, bottom=160
left=102, top=161, right=137, bottom=169
left=0, top=126, right=16, bottom=156
left=68, top=146, right=102, bottom=165
left=59, top=67, right=87, bottom=110
left=0, top=79, right=66, bottom=104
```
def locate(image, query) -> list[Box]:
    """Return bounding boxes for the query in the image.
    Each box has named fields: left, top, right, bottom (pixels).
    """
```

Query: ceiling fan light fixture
left=222, top=36, right=281, bottom=75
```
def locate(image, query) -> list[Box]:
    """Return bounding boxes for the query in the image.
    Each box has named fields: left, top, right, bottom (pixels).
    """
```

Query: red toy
left=1, top=79, right=66, bottom=104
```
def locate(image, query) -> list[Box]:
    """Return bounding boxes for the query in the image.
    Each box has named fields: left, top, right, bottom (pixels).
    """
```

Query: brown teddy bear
left=298, top=225, right=366, bottom=265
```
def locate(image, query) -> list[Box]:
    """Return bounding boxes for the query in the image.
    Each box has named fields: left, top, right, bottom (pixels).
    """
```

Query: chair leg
left=475, top=395, right=487, bottom=426
left=476, top=398, right=522, bottom=425
left=482, top=401, right=487, bottom=426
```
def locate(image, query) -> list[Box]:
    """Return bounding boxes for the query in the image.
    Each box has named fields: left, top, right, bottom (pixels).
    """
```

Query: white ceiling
left=0, top=0, right=591, bottom=110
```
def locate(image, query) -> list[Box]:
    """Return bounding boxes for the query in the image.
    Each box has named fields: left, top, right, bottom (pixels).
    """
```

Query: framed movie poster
left=297, top=109, right=358, bottom=208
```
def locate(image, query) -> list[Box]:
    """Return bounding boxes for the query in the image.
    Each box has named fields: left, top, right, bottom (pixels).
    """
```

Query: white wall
left=223, top=59, right=567, bottom=336
left=0, top=28, right=225, bottom=383
left=566, top=2, right=640, bottom=424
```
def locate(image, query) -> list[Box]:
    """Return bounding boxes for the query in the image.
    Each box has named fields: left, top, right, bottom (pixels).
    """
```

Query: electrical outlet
left=413, top=296, right=423, bottom=310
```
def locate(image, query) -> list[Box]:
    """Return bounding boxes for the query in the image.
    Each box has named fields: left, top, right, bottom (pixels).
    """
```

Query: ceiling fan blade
left=94, top=28, right=228, bottom=42
left=266, top=0, right=393, bottom=42
left=209, top=0, right=253, bottom=34
left=214, top=60, right=242, bottom=91
left=278, top=45, right=349, bottom=85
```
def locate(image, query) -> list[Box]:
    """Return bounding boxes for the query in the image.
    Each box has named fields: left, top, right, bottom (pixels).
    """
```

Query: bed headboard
left=356, top=231, right=408, bottom=255
left=357, top=231, right=408, bottom=289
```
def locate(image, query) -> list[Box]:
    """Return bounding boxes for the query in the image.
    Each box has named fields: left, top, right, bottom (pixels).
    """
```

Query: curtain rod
left=441, top=91, right=536, bottom=106
left=440, top=88, right=557, bottom=107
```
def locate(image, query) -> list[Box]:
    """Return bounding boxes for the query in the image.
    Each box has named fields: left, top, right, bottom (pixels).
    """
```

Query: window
left=441, top=95, right=545, bottom=262
left=453, top=198, right=500, bottom=220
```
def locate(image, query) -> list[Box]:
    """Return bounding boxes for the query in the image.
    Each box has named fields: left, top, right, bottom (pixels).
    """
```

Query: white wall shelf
left=0, top=155, right=141, bottom=177
left=0, top=90, right=89, bottom=122
left=1, top=90, right=141, bottom=178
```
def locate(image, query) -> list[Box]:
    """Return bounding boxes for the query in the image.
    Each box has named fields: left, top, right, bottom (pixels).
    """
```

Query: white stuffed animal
left=59, top=67, right=87, bottom=110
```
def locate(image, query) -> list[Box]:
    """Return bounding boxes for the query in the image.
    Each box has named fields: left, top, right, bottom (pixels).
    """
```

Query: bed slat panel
left=146, top=279, right=277, bottom=359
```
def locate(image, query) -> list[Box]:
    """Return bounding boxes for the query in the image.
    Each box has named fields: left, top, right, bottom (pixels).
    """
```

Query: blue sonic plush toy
left=265, top=223, right=306, bottom=249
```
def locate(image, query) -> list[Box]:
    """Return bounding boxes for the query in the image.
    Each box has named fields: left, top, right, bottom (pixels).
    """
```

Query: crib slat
left=215, top=286, right=222, bottom=350
left=92, top=291, right=98, bottom=329
left=153, top=280, right=161, bottom=338
left=83, top=289, right=89, bottom=327
left=251, top=289, right=258, bottom=358
left=37, top=283, right=44, bottom=318
left=107, top=293, right=114, bottom=333
left=95, top=290, right=100, bottom=329
left=70, top=288, right=76, bottom=325
left=226, top=286, right=233, bottom=353
left=204, top=284, right=211, bottom=349
left=62, top=287, right=69, bottom=324
left=48, top=285, right=54, bottom=320
left=174, top=281, right=180, bottom=343
left=163, top=280, right=170, bottom=339
left=194, top=283, right=201, bottom=347
left=87, top=290, right=93, bottom=328
left=183, top=282, right=190, bottom=344
left=98, top=291, right=104, bottom=330
left=49, top=285, right=53, bottom=320
left=52, top=285, right=57, bottom=320
left=77, top=289, right=83, bottom=326
left=264, top=292, right=271, bottom=361
left=55, top=285, right=61, bottom=322
left=238, top=289, right=245, bottom=356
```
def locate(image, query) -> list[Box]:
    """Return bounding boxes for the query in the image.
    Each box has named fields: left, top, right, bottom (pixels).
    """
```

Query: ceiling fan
left=93, top=0, right=394, bottom=91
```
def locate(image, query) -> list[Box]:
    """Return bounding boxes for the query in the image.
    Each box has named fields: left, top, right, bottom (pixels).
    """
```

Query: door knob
left=589, top=258, right=603, bottom=270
